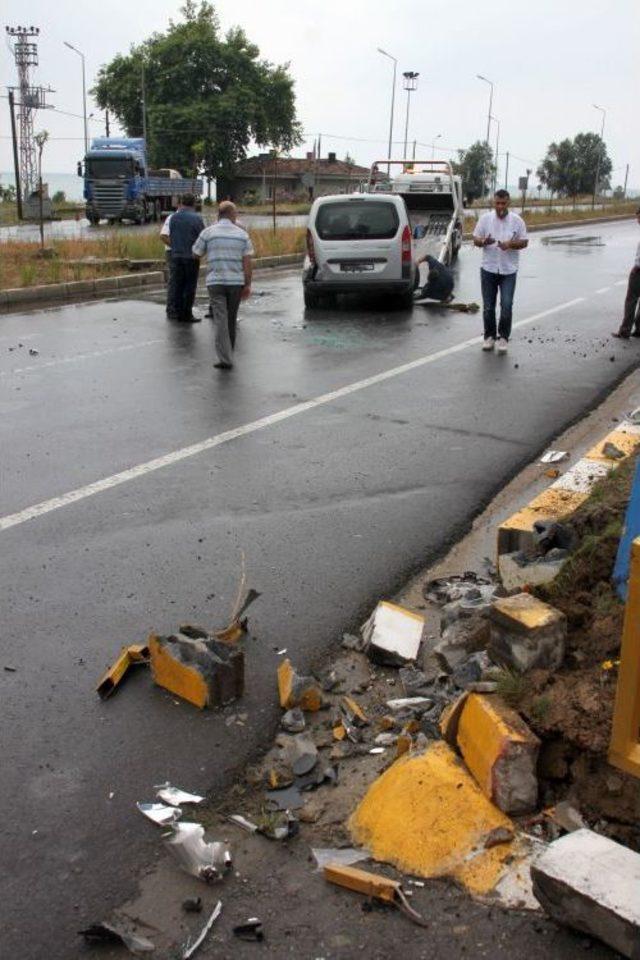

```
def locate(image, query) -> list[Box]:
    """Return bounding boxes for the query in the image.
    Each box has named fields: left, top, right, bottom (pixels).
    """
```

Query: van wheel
left=396, top=290, right=415, bottom=310
left=304, top=287, right=320, bottom=309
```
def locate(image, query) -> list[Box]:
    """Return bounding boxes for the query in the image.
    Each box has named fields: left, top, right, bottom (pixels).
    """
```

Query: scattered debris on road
left=362, top=601, right=425, bottom=665
left=232, top=918, right=264, bottom=942
left=149, top=627, right=245, bottom=708
left=323, top=864, right=428, bottom=927
left=96, top=643, right=150, bottom=699
left=155, top=783, right=204, bottom=806
left=136, top=801, right=182, bottom=826
left=79, top=920, right=154, bottom=954
left=164, top=822, right=232, bottom=882
left=540, top=450, right=568, bottom=464
left=181, top=900, right=222, bottom=959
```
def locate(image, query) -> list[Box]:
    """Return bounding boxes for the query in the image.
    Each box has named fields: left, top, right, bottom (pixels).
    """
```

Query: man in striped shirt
left=193, top=201, right=254, bottom=369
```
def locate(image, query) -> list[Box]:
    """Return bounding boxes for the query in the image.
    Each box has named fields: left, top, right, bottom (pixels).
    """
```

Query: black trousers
left=170, top=257, right=200, bottom=320
left=620, top=267, right=640, bottom=335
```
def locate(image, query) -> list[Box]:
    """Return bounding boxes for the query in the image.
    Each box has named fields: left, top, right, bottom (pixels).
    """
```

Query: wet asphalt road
left=1, top=219, right=638, bottom=958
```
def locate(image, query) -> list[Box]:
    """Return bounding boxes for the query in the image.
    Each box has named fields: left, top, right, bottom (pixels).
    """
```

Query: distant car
left=302, top=194, right=417, bottom=309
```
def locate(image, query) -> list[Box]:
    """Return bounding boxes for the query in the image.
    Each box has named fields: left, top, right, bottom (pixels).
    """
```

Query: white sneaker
left=482, top=338, right=495, bottom=351
left=496, top=338, right=508, bottom=354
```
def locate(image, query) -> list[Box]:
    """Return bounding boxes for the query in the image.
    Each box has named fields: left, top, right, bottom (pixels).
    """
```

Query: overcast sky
left=2, top=0, right=639, bottom=188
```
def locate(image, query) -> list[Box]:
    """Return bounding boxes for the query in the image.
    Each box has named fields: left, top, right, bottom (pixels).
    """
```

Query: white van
left=302, top=194, right=417, bottom=309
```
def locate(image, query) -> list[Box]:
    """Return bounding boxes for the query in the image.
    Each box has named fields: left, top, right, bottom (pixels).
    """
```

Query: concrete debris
left=155, top=783, right=204, bottom=806
left=540, top=450, right=568, bottom=463
left=285, top=734, right=318, bottom=776
left=281, top=708, right=306, bottom=733
left=341, top=695, right=368, bottom=726
left=483, top=826, right=515, bottom=849
left=341, top=632, right=367, bottom=652
left=399, top=665, right=432, bottom=695
left=533, top=520, right=573, bottom=553
left=546, top=801, right=588, bottom=833
left=457, top=693, right=540, bottom=814
left=297, top=763, right=339, bottom=792
left=498, top=551, right=567, bottom=591
left=228, top=814, right=259, bottom=834
left=136, top=802, right=182, bottom=826
left=451, top=651, right=489, bottom=689
left=320, top=668, right=341, bottom=692
left=312, top=847, right=370, bottom=871
left=361, top=601, right=425, bottom=666
left=182, top=901, right=222, bottom=959
left=79, top=921, right=154, bottom=954
left=602, top=441, right=625, bottom=460
left=434, top=617, right=490, bottom=673
left=374, top=732, right=398, bottom=746
left=489, top=593, right=566, bottom=673
left=149, top=631, right=244, bottom=709
left=277, top=659, right=322, bottom=712
left=531, top=829, right=640, bottom=958
left=232, top=918, right=264, bottom=942
left=466, top=680, right=498, bottom=694
left=438, top=692, right=469, bottom=746
left=163, top=822, right=232, bottom=882
left=96, top=643, right=150, bottom=699
left=265, top=783, right=304, bottom=811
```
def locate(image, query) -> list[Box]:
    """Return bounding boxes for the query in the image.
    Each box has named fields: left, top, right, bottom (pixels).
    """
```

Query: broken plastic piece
left=540, top=450, right=568, bottom=463
left=277, top=659, right=322, bottom=711
left=182, top=901, right=222, bottom=959
left=96, top=644, right=149, bottom=699
left=155, top=783, right=204, bottom=806
left=136, top=802, right=182, bottom=826
left=79, top=921, right=154, bottom=954
left=228, top=814, right=259, bottom=833
left=233, top=918, right=264, bottom=942
left=164, top=822, right=231, bottom=882
left=312, top=847, right=369, bottom=871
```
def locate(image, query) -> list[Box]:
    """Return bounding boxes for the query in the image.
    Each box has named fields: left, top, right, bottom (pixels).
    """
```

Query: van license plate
left=341, top=263, right=374, bottom=272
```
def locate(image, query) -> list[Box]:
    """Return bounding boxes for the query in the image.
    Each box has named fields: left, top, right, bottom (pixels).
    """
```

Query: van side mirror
left=77, top=161, right=82, bottom=177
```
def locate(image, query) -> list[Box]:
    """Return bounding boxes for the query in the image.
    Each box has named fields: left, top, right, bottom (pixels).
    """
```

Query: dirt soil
left=520, top=455, right=640, bottom=846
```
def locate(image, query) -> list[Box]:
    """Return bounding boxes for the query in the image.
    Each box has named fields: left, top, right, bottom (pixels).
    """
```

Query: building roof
left=234, top=156, right=370, bottom=178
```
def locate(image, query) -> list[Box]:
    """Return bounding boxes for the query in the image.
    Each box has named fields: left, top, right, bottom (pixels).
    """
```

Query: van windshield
left=315, top=201, right=399, bottom=240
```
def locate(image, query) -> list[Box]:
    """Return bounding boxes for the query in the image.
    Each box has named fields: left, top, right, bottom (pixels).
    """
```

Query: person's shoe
left=166, top=312, right=179, bottom=320
left=181, top=314, right=202, bottom=323
left=482, top=338, right=495, bottom=351
left=612, top=331, right=630, bottom=339
left=213, top=362, right=233, bottom=370
left=496, top=338, right=508, bottom=354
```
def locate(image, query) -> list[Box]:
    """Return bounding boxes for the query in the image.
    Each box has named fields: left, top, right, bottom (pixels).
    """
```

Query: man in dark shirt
left=415, top=254, right=455, bottom=302
left=161, top=195, right=205, bottom=322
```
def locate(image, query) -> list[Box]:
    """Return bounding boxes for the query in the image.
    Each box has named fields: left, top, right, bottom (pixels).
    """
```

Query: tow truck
left=366, top=160, right=464, bottom=267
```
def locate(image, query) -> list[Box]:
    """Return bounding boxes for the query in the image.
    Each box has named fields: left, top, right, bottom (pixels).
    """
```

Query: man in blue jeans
left=473, top=189, right=528, bottom=354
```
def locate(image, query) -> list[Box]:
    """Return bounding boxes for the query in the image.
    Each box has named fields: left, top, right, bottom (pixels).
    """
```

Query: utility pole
left=412, top=139, right=416, bottom=161
left=477, top=74, right=494, bottom=201
left=105, top=109, right=110, bottom=137
left=271, top=150, right=278, bottom=233
left=504, top=150, right=509, bottom=191
left=623, top=163, right=629, bottom=200
left=402, top=71, right=419, bottom=159
left=8, top=90, right=22, bottom=219
left=377, top=48, right=397, bottom=175
left=141, top=61, right=148, bottom=143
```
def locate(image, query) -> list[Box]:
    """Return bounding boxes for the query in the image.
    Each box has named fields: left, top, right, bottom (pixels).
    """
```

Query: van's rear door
left=314, top=198, right=402, bottom=283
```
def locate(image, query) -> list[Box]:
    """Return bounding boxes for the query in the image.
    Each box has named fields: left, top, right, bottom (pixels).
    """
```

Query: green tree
left=537, top=132, right=611, bottom=197
left=92, top=1, right=301, bottom=178
left=451, top=141, right=495, bottom=203
left=52, top=190, right=66, bottom=204
left=0, top=183, right=16, bottom=203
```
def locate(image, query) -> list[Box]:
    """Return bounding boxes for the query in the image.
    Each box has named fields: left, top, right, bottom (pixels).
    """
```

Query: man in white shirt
left=192, top=201, right=254, bottom=370
left=473, top=189, right=529, bottom=354
left=613, top=208, right=640, bottom=339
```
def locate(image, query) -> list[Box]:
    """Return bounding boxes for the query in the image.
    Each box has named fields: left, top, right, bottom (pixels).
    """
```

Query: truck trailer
left=79, top=137, right=203, bottom=225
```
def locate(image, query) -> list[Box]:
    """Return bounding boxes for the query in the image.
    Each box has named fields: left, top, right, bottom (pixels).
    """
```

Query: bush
left=52, top=190, right=66, bottom=204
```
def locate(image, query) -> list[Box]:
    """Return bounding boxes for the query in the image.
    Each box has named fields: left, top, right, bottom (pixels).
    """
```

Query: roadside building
left=218, top=153, right=370, bottom=204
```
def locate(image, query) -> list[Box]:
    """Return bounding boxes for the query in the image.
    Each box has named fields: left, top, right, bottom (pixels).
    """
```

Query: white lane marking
left=0, top=296, right=585, bottom=532
left=0, top=339, right=164, bottom=377
left=596, top=286, right=611, bottom=294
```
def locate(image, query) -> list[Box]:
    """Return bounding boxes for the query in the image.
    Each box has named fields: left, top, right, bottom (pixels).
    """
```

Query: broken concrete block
left=148, top=632, right=244, bottom=709
left=438, top=692, right=469, bottom=747
left=457, top=693, right=539, bottom=814
left=277, top=659, right=322, bottom=712
left=531, top=829, right=640, bottom=958
left=361, top=601, right=425, bottom=666
left=489, top=593, right=566, bottom=673
left=433, top=616, right=490, bottom=673
left=498, top=551, right=567, bottom=592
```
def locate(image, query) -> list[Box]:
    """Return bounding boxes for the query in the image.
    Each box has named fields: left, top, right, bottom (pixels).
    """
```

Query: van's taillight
left=401, top=224, right=412, bottom=263
left=306, top=228, right=316, bottom=264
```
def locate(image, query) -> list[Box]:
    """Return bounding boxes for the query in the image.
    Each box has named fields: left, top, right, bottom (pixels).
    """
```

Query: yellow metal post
left=609, top=537, right=640, bottom=777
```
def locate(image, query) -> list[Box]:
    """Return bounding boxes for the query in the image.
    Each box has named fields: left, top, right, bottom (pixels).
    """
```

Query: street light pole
left=592, top=103, right=606, bottom=209
left=491, top=115, right=500, bottom=192
left=377, top=48, right=397, bottom=173
left=477, top=74, right=494, bottom=201
left=402, top=71, right=419, bottom=159
left=63, top=41, right=88, bottom=153
left=431, top=133, right=442, bottom=159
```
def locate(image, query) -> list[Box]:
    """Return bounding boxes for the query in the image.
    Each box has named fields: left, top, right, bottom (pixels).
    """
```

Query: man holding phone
left=473, top=189, right=528, bottom=354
